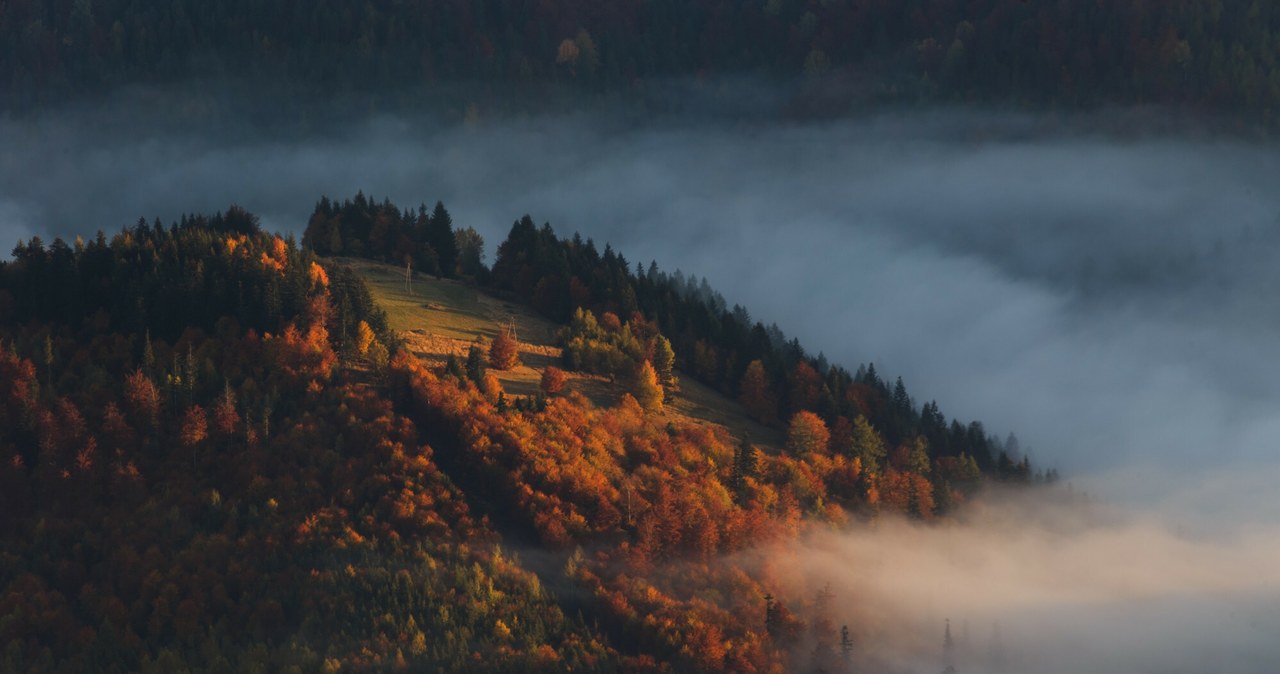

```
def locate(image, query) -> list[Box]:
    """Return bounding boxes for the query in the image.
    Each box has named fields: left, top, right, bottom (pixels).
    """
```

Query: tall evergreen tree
left=840, top=625, right=854, bottom=663
left=428, top=201, right=459, bottom=278
left=465, top=343, right=488, bottom=386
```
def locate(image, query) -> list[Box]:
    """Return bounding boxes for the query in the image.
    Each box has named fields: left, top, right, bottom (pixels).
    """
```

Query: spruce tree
left=428, top=201, right=459, bottom=278
left=444, top=354, right=466, bottom=380
left=465, top=344, right=487, bottom=386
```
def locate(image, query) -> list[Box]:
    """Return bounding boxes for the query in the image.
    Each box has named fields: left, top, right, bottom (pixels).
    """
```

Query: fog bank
left=4, top=105, right=1280, bottom=504
left=773, top=488, right=1280, bottom=673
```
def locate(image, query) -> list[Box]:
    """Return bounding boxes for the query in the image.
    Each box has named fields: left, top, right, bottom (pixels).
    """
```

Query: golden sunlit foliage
left=355, top=320, right=376, bottom=356
left=540, top=366, right=567, bottom=396
left=786, top=410, right=830, bottom=456
left=0, top=205, right=1030, bottom=673
left=633, top=360, right=664, bottom=413
left=488, top=325, right=520, bottom=370
left=0, top=219, right=634, bottom=673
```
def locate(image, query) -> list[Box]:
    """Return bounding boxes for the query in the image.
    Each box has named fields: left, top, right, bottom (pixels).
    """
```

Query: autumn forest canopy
left=0, top=193, right=1049, bottom=672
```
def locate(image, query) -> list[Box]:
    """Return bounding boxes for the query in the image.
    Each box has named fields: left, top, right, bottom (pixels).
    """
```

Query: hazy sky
left=5, top=105, right=1279, bottom=491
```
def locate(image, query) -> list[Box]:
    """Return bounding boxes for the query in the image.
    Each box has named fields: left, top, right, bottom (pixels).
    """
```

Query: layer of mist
left=5, top=104, right=1278, bottom=485
left=771, top=488, right=1280, bottom=673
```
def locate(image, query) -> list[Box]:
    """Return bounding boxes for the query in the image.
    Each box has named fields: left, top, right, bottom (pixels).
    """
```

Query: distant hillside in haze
left=4, top=0, right=1280, bottom=123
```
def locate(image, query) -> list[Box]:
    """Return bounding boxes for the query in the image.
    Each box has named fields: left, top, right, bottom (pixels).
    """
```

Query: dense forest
left=305, top=192, right=1045, bottom=483
left=0, top=197, right=1042, bottom=671
left=4, top=0, right=1280, bottom=121
left=0, top=217, right=632, bottom=672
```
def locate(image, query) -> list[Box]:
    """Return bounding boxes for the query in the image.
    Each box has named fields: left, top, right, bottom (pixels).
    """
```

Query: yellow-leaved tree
left=633, top=360, right=664, bottom=413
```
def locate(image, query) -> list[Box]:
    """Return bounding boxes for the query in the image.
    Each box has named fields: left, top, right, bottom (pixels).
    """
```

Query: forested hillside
left=0, top=217, right=628, bottom=672
left=4, top=0, right=1280, bottom=120
left=305, top=193, right=1045, bottom=484
left=0, top=199, right=1044, bottom=672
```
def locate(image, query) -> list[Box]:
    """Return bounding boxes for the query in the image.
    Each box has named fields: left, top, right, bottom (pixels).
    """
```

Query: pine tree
left=465, top=344, right=487, bottom=386
left=840, top=625, right=854, bottom=663
left=444, top=354, right=465, bottom=380
left=454, top=227, right=486, bottom=278
left=428, top=201, right=459, bottom=278
left=764, top=594, right=777, bottom=637
left=730, top=435, right=759, bottom=497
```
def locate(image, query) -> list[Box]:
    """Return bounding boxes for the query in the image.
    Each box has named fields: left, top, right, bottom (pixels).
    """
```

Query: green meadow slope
left=342, top=257, right=785, bottom=450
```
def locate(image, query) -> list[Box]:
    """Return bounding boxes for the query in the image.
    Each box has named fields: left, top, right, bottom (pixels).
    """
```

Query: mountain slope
left=0, top=202, right=1041, bottom=673
left=344, top=256, right=785, bottom=450
left=0, top=220, right=633, bottom=673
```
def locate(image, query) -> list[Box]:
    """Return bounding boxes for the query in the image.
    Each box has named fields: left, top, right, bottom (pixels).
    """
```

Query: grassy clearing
left=342, top=257, right=783, bottom=449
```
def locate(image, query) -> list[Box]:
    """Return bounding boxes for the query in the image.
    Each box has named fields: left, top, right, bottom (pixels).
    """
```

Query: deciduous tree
left=213, top=383, right=239, bottom=439
left=633, top=361, right=664, bottom=413
left=540, top=366, right=567, bottom=396
left=489, top=326, right=520, bottom=370
left=653, top=336, right=677, bottom=390
left=851, top=415, right=887, bottom=474
left=739, top=359, right=776, bottom=423
left=356, top=320, right=376, bottom=357
left=786, top=411, right=829, bottom=456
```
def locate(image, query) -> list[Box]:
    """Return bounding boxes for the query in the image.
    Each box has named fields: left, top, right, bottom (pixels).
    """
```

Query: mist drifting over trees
left=3, top=2, right=1280, bottom=671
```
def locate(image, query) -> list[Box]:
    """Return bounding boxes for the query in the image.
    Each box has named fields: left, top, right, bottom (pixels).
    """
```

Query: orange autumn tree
left=213, top=383, right=240, bottom=442
left=787, top=360, right=825, bottom=414
left=786, top=410, right=829, bottom=456
left=356, top=320, right=377, bottom=357
left=123, top=368, right=161, bottom=429
left=181, top=404, right=208, bottom=471
left=739, top=359, right=776, bottom=423
left=540, top=366, right=567, bottom=395
left=489, top=325, right=520, bottom=370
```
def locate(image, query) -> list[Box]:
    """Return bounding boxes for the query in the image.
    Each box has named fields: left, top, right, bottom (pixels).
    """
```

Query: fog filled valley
left=4, top=94, right=1279, bottom=672
left=8, top=104, right=1280, bottom=480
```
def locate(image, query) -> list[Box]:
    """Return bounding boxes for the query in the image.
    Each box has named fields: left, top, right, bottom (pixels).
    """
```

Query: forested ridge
left=306, top=192, right=1045, bottom=484
left=0, top=216, right=626, bottom=672
left=0, top=199, right=1044, bottom=672
left=5, top=0, right=1280, bottom=121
